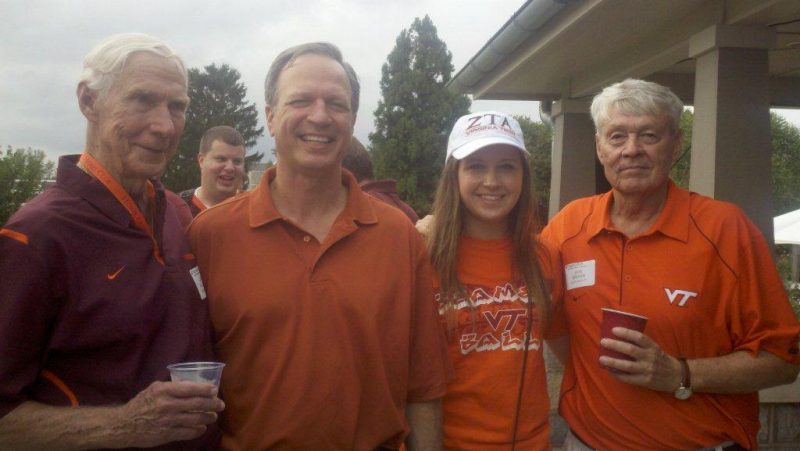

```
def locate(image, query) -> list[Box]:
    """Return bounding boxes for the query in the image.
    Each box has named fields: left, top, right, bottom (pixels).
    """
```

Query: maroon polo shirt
left=0, top=154, right=216, bottom=449
left=360, top=179, right=419, bottom=224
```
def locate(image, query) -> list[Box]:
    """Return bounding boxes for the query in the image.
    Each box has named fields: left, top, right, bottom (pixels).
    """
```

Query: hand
left=415, top=214, right=434, bottom=236
left=598, top=327, right=682, bottom=392
left=118, top=381, right=225, bottom=448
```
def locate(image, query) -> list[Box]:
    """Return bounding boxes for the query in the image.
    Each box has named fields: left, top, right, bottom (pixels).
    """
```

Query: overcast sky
left=1, top=0, right=545, bottom=163
left=3, top=0, right=800, bottom=164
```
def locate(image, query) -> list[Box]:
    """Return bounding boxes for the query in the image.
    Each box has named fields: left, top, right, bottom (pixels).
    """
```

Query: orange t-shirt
left=437, top=235, right=560, bottom=450
left=188, top=167, right=449, bottom=450
left=542, top=181, right=800, bottom=450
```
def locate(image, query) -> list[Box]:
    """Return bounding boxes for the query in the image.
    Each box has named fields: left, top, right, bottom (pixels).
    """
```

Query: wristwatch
left=674, top=357, right=693, bottom=400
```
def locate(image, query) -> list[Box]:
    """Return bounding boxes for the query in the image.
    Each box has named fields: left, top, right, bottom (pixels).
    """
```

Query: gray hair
left=590, top=78, right=684, bottom=134
left=264, top=42, right=360, bottom=117
left=80, top=33, right=187, bottom=94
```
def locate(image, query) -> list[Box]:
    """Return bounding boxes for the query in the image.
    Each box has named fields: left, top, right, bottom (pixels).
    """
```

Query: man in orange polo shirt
left=188, top=42, right=449, bottom=450
left=179, top=125, right=246, bottom=216
left=542, top=79, right=800, bottom=450
left=0, top=33, right=223, bottom=449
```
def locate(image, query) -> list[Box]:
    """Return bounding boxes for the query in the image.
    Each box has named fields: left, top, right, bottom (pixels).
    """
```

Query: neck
left=270, top=166, right=348, bottom=242
left=195, top=186, right=224, bottom=208
left=609, top=184, right=669, bottom=238
left=84, top=133, right=149, bottom=208
left=463, top=218, right=509, bottom=240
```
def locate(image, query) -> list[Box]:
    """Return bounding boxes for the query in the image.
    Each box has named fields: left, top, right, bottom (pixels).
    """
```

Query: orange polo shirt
left=188, top=167, right=449, bottom=450
left=541, top=181, right=800, bottom=450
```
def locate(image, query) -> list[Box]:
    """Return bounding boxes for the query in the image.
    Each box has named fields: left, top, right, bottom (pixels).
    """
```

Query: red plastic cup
left=600, top=308, right=648, bottom=372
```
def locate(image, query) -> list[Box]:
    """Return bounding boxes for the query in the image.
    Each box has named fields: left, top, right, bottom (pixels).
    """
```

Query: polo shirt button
left=303, top=236, right=311, bottom=243
left=626, top=245, right=632, bottom=251
left=624, top=274, right=632, bottom=282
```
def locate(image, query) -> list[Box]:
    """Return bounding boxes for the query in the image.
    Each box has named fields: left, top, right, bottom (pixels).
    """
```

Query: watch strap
left=678, top=357, right=691, bottom=389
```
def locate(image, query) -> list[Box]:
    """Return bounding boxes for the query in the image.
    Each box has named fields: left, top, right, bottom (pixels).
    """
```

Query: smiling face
left=596, top=108, right=682, bottom=198
left=81, top=52, right=189, bottom=187
left=266, top=53, right=354, bottom=175
left=199, top=139, right=246, bottom=203
left=457, top=144, right=524, bottom=239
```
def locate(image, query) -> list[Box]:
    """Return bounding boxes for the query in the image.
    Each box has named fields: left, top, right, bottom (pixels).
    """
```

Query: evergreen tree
left=161, top=63, right=264, bottom=192
left=370, top=15, right=471, bottom=214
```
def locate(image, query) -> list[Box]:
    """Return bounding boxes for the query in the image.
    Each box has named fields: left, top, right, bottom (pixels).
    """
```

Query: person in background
left=542, top=78, right=800, bottom=450
left=342, top=136, right=419, bottom=223
left=423, top=111, right=562, bottom=449
left=180, top=125, right=246, bottom=216
left=0, top=33, right=223, bottom=449
left=188, top=41, right=449, bottom=450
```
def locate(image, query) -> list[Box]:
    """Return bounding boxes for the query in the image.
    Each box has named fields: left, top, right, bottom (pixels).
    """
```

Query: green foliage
left=0, top=147, right=55, bottom=225
left=370, top=15, right=471, bottom=215
left=161, top=63, right=264, bottom=192
left=516, top=116, right=552, bottom=224
left=668, top=110, right=694, bottom=188
left=770, top=114, right=800, bottom=216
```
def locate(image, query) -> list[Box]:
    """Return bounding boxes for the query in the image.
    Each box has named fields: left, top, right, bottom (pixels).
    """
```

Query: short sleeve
left=406, top=232, right=451, bottom=402
left=728, top=213, right=800, bottom=364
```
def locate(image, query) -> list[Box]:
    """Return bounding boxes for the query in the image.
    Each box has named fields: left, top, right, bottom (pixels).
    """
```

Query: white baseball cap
left=446, top=111, right=528, bottom=162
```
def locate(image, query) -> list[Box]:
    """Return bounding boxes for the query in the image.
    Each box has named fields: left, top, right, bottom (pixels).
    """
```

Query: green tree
left=370, top=15, right=471, bottom=214
left=161, top=63, right=264, bottom=192
left=770, top=113, right=800, bottom=215
left=668, top=109, right=694, bottom=188
left=516, top=116, right=552, bottom=224
left=0, top=147, right=55, bottom=225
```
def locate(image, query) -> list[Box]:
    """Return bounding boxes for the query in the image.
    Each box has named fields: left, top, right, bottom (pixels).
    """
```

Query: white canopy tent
left=774, top=208, right=800, bottom=286
left=775, top=209, right=800, bottom=246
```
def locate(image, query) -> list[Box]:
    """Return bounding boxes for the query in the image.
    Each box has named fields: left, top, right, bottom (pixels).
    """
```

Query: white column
left=689, top=24, right=776, bottom=242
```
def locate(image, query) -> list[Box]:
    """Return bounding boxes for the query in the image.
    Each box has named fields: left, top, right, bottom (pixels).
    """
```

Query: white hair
left=591, top=78, right=684, bottom=134
left=80, top=33, right=187, bottom=94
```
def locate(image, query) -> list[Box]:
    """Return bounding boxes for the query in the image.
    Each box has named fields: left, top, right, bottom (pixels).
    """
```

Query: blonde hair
left=427, top=153, right=551, bottom=333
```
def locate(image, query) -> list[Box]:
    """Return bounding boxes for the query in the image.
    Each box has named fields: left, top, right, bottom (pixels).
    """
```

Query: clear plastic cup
left=167, top=362, right=225, bottom=386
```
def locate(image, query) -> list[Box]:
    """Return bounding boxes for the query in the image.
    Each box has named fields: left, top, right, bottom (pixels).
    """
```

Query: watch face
left=675, top=387, right=693, bottom=400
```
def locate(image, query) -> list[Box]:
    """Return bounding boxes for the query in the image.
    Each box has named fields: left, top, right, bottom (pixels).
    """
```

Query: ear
left=265, top=105, right=275, bottom=137
left=197, top=152, right=205, bottom=167
left=595, top=134, right=606, bottom=164
left=77, top=82, right=100, bottom=122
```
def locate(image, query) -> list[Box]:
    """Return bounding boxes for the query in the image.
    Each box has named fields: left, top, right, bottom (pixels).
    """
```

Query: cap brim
left=449, top=136, right=528, bottom=160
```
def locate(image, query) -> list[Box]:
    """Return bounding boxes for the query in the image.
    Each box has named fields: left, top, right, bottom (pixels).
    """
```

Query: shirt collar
left=57, top=154, right=166, bottom=229
left=249, top=166, right=379, bottom=229
left=585, top=180, right=690, bottom=243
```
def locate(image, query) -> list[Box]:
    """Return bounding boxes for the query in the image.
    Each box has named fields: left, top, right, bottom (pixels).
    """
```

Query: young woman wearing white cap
left=423, top=111, right=561, bottom=450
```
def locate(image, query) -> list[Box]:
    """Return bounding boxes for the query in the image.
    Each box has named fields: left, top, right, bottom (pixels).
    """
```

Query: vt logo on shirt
left=436, top=282, right=541, bottom=355
left=664, top=288, right=698, bottom=307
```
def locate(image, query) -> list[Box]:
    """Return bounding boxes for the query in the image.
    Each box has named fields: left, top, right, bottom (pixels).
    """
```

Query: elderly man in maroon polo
left=0, top=33, right=223, bottom=449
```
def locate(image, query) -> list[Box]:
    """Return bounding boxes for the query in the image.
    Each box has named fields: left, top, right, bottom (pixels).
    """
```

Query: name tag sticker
left=190, top=266, right=207, bottom=300
left=565, top=260, right=596, bottom=290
